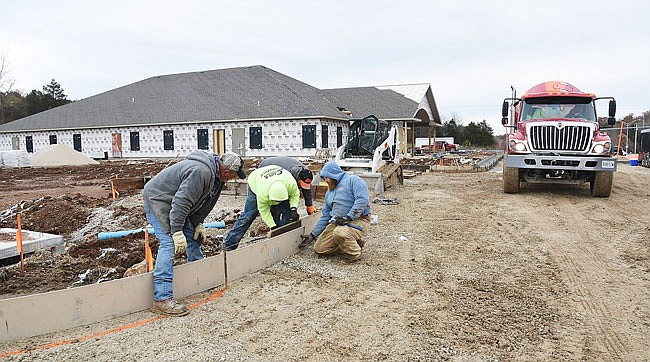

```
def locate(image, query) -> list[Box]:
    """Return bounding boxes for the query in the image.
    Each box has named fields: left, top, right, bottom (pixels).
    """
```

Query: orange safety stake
left=616, top=121, right=624, bottom=157
left=144, top=229, right=153, bottom=272
left=16, top=213, right=25, bottom=273
left=110, top=180, right=120, bottom=200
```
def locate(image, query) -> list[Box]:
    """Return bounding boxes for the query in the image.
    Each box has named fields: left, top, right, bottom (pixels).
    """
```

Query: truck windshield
left=520, top=97, right=596, bottom=122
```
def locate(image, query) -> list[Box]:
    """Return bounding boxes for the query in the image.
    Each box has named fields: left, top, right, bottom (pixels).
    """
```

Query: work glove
left=299, top=233, right=316, bottom=248
left=267, top=225, right=279, bottom=238
left=289, top=207, right=300, bottom=222
left=193, top=223, right=207, bottom=243
left=334, top=215, right=353, bottom=226
left=306, top=206, right=315, bottom=215
left=172, top=231, right=187, bottom=255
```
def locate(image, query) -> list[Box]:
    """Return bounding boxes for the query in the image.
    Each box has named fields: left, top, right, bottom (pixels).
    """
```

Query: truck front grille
left=529, top=124, right=592, bottom=151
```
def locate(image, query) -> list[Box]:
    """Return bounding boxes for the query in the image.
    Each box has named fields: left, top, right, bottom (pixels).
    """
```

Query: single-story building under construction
left=0, top=65, right=441, bottom=159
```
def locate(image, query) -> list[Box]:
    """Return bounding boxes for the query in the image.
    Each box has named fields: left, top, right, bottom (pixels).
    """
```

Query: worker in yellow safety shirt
left=224, top=165, right=300, bottom=250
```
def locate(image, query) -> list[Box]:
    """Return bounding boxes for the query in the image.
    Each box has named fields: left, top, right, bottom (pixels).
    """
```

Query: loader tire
left=590, top=171, right=613, bottom=197
left=503, top=162, right=520, bottom=194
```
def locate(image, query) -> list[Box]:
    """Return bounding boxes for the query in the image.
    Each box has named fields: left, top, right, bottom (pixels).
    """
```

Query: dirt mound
left=1, top=194, right=108, bottom=236
left=29, top=144, right=99, bottom=167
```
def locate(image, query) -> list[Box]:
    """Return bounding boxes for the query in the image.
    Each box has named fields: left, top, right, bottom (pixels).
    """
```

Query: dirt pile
left=29, top=144, right=99, bottom=167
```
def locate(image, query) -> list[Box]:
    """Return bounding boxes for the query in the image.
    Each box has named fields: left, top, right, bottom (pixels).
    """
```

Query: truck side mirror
left=501, top=101, right=509, bottom=126
left=608, top=99, right=616, bottom=126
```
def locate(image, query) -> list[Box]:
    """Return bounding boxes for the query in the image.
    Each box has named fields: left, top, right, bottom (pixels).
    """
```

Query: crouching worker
left=300, top=161, right=370, bottom=263
left=143, top=151, right=246, bottom=316
left=258, top=156, right=315, bottom=215
left=224, top=165, right=300, bottom=251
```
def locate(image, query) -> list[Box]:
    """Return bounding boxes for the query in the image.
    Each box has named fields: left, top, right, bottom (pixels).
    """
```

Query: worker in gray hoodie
left=143, top=151, right=245, bottom=316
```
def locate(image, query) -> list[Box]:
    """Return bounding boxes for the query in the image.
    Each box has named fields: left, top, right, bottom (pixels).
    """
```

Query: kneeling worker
left=224, top=165, right=300, bottom=251
left=301, top=161, right=371, bottom=262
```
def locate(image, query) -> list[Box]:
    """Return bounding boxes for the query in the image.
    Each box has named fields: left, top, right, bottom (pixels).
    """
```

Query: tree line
left=415, top=118, right=496, bottom=148
left=0, top=79, right=72, bottom=124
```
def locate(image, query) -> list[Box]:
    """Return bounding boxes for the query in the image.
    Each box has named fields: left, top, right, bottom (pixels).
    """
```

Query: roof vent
left=337, top=107, right=352, bottom=115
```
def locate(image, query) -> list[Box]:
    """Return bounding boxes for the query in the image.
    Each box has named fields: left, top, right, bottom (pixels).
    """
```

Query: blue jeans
left=224, top=187, right=291, bottom=251
left=144, top=202, right=204, bottom=302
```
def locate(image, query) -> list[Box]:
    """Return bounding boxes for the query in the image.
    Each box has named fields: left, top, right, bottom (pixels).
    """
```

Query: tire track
left=527, top=195, right=632, bottom=360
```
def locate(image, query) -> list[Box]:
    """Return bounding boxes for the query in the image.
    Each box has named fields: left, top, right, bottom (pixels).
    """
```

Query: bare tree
left=0, top=53, right=16, bottom=123
left=0, top=53, right=15, bottom=93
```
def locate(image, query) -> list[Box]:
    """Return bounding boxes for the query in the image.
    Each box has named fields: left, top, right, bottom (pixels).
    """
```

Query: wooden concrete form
left=0, top=214, right=318, bottom=343
left=110, top=176, right=151, bottom=192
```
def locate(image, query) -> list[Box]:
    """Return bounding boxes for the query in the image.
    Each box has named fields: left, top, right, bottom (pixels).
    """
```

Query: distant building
left=0, top=65, right=440, bottom=159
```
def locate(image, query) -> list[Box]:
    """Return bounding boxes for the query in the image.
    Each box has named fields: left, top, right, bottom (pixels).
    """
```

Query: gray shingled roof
left=321, top=87, right=422, bottom=121
left=0, top=65, right=350, bottom=132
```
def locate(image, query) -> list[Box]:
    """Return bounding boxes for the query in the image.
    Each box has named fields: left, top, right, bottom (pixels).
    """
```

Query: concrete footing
left=0, top=228, right=64, bottom=260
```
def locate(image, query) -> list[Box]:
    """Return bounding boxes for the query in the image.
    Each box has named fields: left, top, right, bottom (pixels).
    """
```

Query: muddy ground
left=0, top=159, right=649, bottom=361
left=0, top=159, right=258, bottom=297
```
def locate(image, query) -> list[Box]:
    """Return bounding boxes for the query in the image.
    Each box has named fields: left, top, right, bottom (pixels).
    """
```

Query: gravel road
left=2, top=161, right=649, bottom=361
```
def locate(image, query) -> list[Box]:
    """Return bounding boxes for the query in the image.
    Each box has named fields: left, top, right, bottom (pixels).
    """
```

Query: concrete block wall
left=0, top=118, right=348, bottom=159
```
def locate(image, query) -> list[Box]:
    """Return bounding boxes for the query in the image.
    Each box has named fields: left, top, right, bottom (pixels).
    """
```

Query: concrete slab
left=0, top=228, right=64, bottom=260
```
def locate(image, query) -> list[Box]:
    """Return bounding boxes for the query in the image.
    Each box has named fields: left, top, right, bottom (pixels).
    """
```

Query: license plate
left=601, top=160, right=615, bottom=169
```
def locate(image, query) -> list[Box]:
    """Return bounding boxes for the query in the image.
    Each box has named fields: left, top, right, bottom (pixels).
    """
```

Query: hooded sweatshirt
left=143, top=150, right=224, bottom=234
left=311, top=161, right=370, bottom=237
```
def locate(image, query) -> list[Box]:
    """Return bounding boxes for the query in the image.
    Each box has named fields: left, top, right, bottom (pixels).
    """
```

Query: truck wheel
left=590, top=171, right=613, bottom=197
left=503, top=163, right=520, bottom=193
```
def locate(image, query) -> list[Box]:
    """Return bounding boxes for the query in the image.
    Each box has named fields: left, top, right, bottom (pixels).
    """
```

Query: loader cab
left=343, top=115, right=390, bottom=158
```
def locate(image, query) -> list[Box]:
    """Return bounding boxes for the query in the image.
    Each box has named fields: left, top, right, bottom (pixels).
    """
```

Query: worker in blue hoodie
left=300, top=160, right=371, bottom=262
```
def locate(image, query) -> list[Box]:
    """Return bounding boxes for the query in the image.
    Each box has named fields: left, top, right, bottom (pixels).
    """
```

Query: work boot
left=152, top=298, right=189, bottom=316
left=343, top=253, right=362, bottom=264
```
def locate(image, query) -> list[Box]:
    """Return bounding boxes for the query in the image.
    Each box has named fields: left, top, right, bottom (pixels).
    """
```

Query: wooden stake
left=110, top=180, right=120, bottom=200
left=616, top=121, right=624, bottom=157
left=144, top=229, right=153, bottom=272
left=16, top=213, right=24, bottom=273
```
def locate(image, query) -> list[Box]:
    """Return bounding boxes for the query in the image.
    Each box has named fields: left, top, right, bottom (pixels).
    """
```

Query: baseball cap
left=220, top=152, right=246, bottom=179
left=298, top=168, right=313, bottom=190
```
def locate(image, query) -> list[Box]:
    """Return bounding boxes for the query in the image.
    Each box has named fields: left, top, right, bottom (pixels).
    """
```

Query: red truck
left=419, top=141, right=458, bottom=153
left=501, top=81, right=617, bottom=197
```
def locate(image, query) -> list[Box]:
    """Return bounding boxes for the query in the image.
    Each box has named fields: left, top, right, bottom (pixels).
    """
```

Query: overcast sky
left=2, top=0, right=649, bottom=134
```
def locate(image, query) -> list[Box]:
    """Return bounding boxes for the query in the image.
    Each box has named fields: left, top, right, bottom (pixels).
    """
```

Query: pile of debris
left=401, top=151, right=502, bottom=174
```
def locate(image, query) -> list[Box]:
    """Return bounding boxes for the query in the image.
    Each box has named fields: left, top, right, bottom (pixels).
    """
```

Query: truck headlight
left=509, top=140, right=528, bottom=152
left=591, top=142, right=611, bottom=154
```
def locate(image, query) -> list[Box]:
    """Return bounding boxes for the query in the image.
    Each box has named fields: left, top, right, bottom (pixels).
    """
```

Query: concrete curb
left=0, top=215, right=318, bottom=343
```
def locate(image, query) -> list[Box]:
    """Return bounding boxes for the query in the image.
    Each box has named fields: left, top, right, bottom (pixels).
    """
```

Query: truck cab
left=501, top=81, right=617, bottom=197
